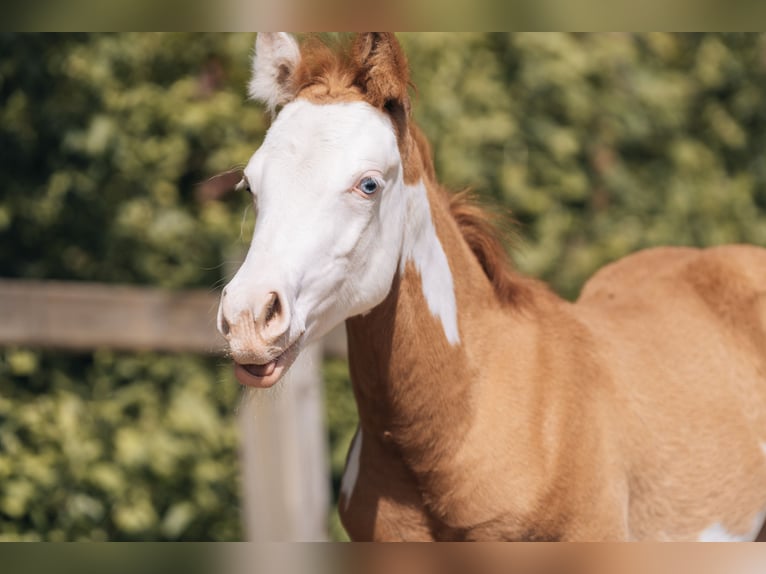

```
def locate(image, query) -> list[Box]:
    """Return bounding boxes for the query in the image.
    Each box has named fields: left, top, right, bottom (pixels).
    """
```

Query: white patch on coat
left=697, top=510, right=766, bottom=542
left=341, top=428, right=363, bottom=511
left=400, top=180, right=460, bottom=345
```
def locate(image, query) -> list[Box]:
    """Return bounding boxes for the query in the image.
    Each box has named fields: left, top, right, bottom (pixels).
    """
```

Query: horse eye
left=359, top=177, right=379, bottom=195
left=236, top=178, right=253, bottom=195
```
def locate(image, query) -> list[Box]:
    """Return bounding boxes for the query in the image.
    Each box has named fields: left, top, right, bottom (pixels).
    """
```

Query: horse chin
left=233, top=336, right=303, bottom=388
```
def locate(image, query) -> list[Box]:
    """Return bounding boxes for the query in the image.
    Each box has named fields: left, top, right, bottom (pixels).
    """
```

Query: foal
left=218, top=32, right=766, bottom=541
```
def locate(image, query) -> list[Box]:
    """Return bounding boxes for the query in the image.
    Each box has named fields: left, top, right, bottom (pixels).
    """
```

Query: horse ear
left=249, top=32, right=301, bottom=114
left=351, top=33, right=411, bottom=120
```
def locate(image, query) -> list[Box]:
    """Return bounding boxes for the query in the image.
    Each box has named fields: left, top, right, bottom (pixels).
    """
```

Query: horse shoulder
left=447, top=299, right=631, bottom=539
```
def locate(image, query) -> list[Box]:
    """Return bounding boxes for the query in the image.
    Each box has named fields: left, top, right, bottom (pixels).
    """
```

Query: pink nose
left=218, top=288, right=291, bottom=345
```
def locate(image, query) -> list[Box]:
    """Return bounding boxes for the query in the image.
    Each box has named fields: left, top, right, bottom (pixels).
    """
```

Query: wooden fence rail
left=0, top=278, right=346, bottom=541
left=0, top=279, right=224, bottom=353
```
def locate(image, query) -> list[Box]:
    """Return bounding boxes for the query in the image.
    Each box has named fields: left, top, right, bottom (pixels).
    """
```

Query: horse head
left=217, top=33, right=427, bottom=387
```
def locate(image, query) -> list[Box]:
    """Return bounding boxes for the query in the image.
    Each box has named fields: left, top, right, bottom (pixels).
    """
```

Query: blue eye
left=359, top=177, right=379, bottom=195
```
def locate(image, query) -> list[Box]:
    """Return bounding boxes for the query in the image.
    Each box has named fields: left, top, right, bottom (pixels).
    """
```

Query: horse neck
left=345, top=174, right=512, bottom=476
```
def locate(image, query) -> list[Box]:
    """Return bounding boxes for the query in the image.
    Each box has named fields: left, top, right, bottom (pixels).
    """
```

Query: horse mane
left=408, top=120, right=536, bottom=308
left=448, top=191, right=536, bottom=308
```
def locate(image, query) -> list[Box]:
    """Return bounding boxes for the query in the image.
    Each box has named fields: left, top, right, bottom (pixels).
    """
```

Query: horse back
left=578, top=244, right=766, bottom=348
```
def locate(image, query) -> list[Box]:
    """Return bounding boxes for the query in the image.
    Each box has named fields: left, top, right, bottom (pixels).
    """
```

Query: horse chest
left=337, top=426, right=569, bottom=541
left=338, top=428, right=435, bottom=540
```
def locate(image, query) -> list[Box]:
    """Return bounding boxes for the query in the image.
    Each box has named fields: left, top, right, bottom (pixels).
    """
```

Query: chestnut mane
left=409, top=118, right=535, bottom=307
left=448, top=192, right=535, bottom=307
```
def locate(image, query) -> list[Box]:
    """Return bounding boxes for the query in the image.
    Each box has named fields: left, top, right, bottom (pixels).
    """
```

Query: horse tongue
left=244, top=361, right=276, bottom=377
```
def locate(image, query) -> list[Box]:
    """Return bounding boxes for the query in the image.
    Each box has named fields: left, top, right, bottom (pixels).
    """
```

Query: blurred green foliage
left=2, top=33, right=766, bottom=540
left=0, top=347, right=241, bottom=540
left=0, top=33, right=259, bottom=540
left=0, top=33, right=260, bottom=286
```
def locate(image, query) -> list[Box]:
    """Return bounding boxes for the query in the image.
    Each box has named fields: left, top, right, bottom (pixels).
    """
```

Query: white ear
left=248, top=32, right=301, bottom=114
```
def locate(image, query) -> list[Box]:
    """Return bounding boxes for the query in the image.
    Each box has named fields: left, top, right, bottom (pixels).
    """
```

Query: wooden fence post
left=237, top=340, right=331, bottom=541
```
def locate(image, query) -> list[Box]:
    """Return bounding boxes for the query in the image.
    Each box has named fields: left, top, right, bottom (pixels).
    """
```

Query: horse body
left=342, top=172, right=766, bottom=541
left=219, top=32, right=766, bottom=541
left=577, top=245, right=766, bottom=540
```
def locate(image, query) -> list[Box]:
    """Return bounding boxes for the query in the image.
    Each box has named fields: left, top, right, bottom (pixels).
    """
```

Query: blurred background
left=2, top=33, right=766, bottom=541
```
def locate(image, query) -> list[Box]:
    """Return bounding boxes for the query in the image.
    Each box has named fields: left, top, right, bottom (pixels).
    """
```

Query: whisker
left=195, top=166, right=247, bottom=202
left=199, top=262, right=228, bottom=272
left=240, top=204, right=253, bottom=241
left=207, top=277, right=229, bottom=291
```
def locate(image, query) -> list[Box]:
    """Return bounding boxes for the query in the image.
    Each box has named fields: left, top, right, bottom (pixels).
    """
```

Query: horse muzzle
left=218, top=286, right=303, bottom=387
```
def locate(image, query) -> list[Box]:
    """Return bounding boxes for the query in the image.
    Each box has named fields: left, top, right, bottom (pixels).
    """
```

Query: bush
left=0, top=348, right=241, bottom=540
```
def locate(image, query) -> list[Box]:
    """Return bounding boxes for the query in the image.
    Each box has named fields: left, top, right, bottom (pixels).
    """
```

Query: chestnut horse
left=218, top=33, right=766, bottom=541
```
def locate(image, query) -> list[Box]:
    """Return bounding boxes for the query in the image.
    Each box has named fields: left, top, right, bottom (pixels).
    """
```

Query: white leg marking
left=697, top=510, right=766, bottom=542
left=400, top=180, right=460, bottom=345
left=340, top=428, right=363, bottom=511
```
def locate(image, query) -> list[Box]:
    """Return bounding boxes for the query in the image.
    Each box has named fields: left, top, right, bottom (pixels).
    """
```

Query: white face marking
left=340, top=428, right=363, bottom=511
left=697, top=510, right=766, bottom=542
left=226, top=100, right=403, bottom=347
left=223, top=99, right=460, bottom=354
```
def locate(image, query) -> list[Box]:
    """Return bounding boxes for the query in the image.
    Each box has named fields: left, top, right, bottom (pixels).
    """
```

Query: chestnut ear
left=351, top=33, right=411, bottom=117
left=248, top=32, right=301, bottom=114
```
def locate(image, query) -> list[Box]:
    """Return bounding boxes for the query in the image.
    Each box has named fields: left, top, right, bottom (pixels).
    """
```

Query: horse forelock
left=292, top=35, right=364, bottom=103
left=290, top=34, right=410, bottom=105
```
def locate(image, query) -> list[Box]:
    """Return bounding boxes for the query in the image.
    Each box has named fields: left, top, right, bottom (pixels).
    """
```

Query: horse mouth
left=233, top=336, right=303, bottom=389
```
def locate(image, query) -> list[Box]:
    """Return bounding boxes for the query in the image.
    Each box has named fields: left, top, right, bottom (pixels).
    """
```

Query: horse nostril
left=220, top=315, right=230, bottom=336
left=265, top=292, right=281, bottom=325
